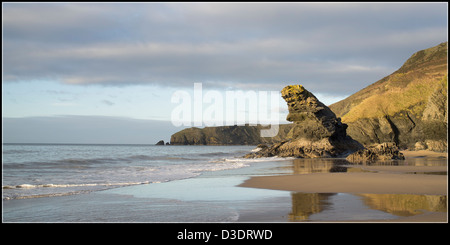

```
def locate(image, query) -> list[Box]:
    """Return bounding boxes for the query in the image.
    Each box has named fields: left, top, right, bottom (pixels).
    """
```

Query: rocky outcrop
left=346, top=142, right=405, bottom=163
left=282, top=85, right=348, bottom=141
left=155, top=140, right=165, bottom=145
left=245, top=85, right=364, bottom=158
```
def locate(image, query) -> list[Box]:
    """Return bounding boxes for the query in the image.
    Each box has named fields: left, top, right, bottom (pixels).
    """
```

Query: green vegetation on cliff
left=331, top=42, right=447, bottom=121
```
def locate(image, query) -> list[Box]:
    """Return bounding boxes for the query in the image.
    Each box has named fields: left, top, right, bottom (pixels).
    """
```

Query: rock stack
left=245, top=85, right=364, bottom=158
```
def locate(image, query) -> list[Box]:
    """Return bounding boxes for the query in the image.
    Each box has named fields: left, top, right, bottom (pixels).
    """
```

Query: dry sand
left=238, top=150, right=448, bottom=222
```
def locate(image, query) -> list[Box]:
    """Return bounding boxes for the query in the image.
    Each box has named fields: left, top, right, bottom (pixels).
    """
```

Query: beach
left=239, top=150, right=448, bottom=222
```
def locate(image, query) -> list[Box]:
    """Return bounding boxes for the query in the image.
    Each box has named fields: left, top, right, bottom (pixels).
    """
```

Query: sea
left=2, top=143, right=260, bottom=200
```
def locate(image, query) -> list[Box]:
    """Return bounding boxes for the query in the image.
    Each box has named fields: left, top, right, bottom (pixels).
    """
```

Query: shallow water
left=2, top=144, right=255, bottom=200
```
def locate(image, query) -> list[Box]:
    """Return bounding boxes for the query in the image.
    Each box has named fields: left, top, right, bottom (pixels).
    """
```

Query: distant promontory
left=170, top=124, right=294, bottom=145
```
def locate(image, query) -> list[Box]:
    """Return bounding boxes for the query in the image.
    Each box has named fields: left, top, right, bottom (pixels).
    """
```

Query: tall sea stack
left=246, top=85, right=363, bottom=158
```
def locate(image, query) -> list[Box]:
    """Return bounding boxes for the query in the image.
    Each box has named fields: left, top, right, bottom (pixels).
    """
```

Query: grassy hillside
left=329, top=42, right=447, bottom=150
left=330, top=42, right=447, bottom=122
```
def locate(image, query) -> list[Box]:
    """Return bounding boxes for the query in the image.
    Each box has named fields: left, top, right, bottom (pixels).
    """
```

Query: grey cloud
left=3, top=2, right=447, bottom=96
left=101, top=100, right=115, bottom=106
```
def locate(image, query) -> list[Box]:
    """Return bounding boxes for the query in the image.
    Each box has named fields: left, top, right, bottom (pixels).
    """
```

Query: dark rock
left=256, top=144, right=268, bottom=149
left=155, top=140, right=165, bottom=145
left=170, top=124, right=294, bottom=145
left=346, top=142, right=405, bottom=163
left=246, top=85, right=363, bottom=158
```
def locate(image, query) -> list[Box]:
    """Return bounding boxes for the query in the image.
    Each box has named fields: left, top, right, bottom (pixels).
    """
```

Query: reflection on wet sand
left=358, top=193, right=447, bottom=216
left=284, top=158, right=447, bottom=221
left=289, top=158, right=348, bottom=174
left=288, top=193, right=335, bottom=221
left=349, top=157, right=448, bottom=168
left=288, top=192, right=447, bottom=221
left=287, top=157, right=447, bottom=175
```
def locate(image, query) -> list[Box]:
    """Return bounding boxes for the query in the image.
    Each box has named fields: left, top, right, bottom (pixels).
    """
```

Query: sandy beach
left=239, top=150, right=448, bottom=222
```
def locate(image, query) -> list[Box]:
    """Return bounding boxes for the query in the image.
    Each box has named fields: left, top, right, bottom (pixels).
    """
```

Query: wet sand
left=239, top=150, right=448, bottom=222
left=401, top=150, right=448, bottom=159
left=239, top=172, right=447, bottom=195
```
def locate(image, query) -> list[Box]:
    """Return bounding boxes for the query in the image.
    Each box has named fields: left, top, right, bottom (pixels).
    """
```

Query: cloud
left=3, top=2, right=447, bottom=96
left=51, top=102, right=78, bottom=107
left=101, top=100, right=115, bottom=106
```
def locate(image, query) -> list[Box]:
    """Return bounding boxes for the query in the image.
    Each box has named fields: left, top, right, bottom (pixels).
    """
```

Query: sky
left=2, top=2, right=448, bottom=144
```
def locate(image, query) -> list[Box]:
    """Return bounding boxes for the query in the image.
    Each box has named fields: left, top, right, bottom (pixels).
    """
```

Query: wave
left=223, top=156, right=295, bottom=163
left=3, top=155, right=174, bottom=170
left=3, top=190, right=92, bottom=200
left=2, top=181, right=163, bottom=200
left=4, top=150, right=252, bottom=171
left=2, top=149, right=37, bottom=154
left=3, top=181, right=159, bottom=190
left=57, top=154, right=200, bottom=165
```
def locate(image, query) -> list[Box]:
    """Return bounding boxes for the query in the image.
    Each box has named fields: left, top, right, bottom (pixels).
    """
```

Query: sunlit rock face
left=281, top=85, right=348, bottom=141
left=246, top=85, right=363, bottom=158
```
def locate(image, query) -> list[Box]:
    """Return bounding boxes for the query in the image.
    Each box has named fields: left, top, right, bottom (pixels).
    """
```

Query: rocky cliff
left=245, top=85, right=364, bottom=158
left=329, top=42, right=448, bottom=152
left=170, top=124, right=293, bottom=145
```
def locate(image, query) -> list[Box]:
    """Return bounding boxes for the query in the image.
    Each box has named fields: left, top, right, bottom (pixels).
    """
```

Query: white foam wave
left=224, top=156, right=295, bottom=163
left=3, top=181, right=158, bottom=190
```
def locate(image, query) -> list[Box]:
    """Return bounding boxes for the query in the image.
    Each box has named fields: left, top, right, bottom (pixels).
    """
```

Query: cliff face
left=170, top=124, right=293, bottom=145
left=245, top=85, right=363, bottom=158
left=329, top=42, right=448, bottom=152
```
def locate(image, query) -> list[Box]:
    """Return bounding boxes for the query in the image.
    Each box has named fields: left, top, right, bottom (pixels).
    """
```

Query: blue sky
left=2, top=2, right=448, bottom=144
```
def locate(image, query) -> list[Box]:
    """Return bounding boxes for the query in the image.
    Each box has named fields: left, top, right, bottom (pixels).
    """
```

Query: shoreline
left=238, top=150, right=448, bottom=222
left=3, top=149, right=447, bottom=223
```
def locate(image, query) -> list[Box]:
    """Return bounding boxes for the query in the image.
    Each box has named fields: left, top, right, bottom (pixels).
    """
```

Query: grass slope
left=330, top=42, right=448, bottom=123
